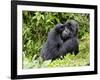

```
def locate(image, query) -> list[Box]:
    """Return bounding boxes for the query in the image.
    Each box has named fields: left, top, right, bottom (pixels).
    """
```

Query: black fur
left=59, top=20, right=79, bottom=57
left=40, top=20, right=79, bottom=60
left=61, top=20, right=79, bottom=41
left=40, top=24, right=64, bottom=60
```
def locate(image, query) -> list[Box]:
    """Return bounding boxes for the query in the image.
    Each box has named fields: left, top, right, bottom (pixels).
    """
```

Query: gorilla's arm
left=59, top=37, right=79, bottom=56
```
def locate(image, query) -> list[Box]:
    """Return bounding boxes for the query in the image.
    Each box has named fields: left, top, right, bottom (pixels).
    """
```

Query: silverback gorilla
left=40, top=20, right=79, bottom=60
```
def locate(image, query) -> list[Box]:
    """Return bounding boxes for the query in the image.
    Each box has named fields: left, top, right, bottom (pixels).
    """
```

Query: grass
left=23, top=33, right=90, bottom=69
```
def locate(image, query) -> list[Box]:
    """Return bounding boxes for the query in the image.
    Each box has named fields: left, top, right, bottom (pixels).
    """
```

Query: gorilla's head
left=61, top=20, right=79, bottom=41
left=55, top=23, right=65, bottom=33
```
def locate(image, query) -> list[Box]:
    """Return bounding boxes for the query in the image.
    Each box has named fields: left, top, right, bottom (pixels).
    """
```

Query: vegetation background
left=22, top=11, right=90, bottom=69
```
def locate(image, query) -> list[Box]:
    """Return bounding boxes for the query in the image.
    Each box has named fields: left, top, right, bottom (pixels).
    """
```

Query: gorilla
left=40, top=20, right=79, bottom=60
left=59, top=20, right=79, bottom=56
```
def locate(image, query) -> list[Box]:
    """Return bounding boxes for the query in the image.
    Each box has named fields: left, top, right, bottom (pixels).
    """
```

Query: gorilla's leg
left=74, top=44, right=79, bottom=55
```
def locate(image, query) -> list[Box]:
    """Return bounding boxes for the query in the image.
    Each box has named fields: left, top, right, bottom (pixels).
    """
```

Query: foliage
left=22, top=11, right=90, bottom=69
left=23, top=33, right=89, bottom=68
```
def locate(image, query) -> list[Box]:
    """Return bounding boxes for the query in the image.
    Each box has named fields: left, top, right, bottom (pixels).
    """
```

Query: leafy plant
left=22, top=11, right=90, bottom=69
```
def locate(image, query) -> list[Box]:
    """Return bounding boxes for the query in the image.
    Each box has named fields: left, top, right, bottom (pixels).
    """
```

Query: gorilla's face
left=61, top=20, right=79, bottom=41
left=61, top=27, right=71, bottom=40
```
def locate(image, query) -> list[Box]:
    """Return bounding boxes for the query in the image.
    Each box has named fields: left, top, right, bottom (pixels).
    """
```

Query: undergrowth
left=23, top=33, right=89, bottom=69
